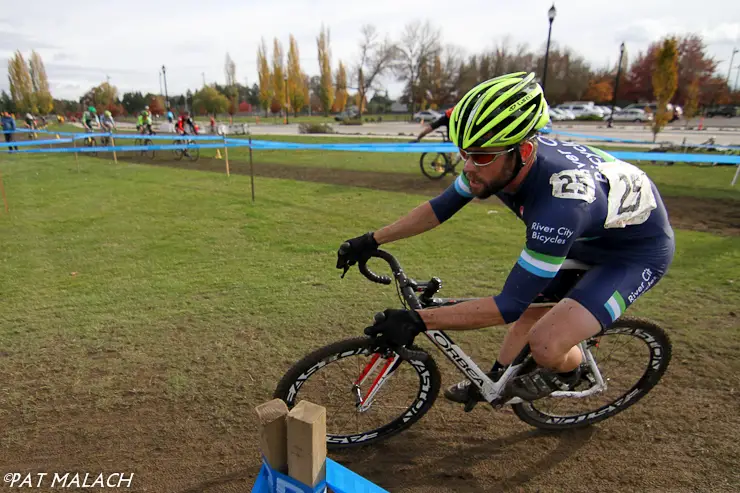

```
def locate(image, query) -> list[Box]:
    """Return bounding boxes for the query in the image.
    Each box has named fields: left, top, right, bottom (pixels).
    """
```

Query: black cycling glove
left=364, top=309, right=427, bottom=347
left=336, top=232, right=379, bottom=270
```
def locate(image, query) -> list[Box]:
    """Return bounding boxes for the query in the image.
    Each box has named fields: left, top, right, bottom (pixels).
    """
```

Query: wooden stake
left=248, top=132, right=255, bottom=202
left=111, top=135, right=118, bottom=164
left=287, top=400, right=327, bottom=488
left=255, top=398, right=289, bottom=473
left=73, top=138, right=79, bottom=172
left=0, top=169, right=9, bottom=213
left=223, top=135, right=230, bottom=176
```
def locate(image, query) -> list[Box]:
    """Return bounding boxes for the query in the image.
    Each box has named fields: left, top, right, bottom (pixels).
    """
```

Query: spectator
left=2, top=112, right=19, bottom=152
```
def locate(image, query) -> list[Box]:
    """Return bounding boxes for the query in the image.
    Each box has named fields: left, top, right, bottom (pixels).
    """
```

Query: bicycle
left=172, top=132, right=199, bottom=162
left=274, top=247, right=672, bottom=450
left=418, top=131, right=462, bottom=180
left=82, top=128, right=98, bottom=157
left=133, top=127, right=155, bottom=159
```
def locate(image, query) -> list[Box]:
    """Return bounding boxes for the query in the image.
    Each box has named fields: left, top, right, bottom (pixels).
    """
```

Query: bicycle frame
left=350, top=250, right=608, bottom=411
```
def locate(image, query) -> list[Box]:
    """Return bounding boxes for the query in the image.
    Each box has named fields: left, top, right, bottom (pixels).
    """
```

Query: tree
left=394, top=20, right=441, bottom=115
left=257, top=38, right=273, bottom=116
left=224, top=53, right=238, bottom=118
left=287, top=34, right=306, bottom=115
left=82, top=82, right=118, bottom=109
left=683, top=77, right=700, bottom=127
left=317, top=25, right=335, bottom=116
left=583, top=80, right=613, bottom=103
left=8, top=51, right=36, bottom=114
left=272, top=38, right=286, bottom=113
left=29, top=51, right=53, bottom=115
left=354, top=25, right=396, bottom=117
left=148, top=95, right=165, bottom=116
left=334, top=60, right=348, bottom=112
left=0, top=90, right=14, bottom=113
left=122, top=91, right=147, bottom=114
left=192, top=85, right=229, bottom=116
left=651, top=37, right=679, bottom=141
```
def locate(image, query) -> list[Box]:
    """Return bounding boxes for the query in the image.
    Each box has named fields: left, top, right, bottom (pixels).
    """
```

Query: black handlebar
left=339, top=242, right=398, bottom=285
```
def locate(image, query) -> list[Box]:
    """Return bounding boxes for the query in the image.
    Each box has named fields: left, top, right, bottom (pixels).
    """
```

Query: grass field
left=0, top=146, right=738, bottom=492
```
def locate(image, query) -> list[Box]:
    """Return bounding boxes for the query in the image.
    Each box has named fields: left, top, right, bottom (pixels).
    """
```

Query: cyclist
left=82, top=106, right=98, bottom=132
left=411, top=107, right=454, bottom=142
left=336, top=72, right=675, bottom=403
left=137, top=106, right=153, bottom=135
left=100, top=110, right=116, bottom=133
left=175, top=112, right=198, bottom=136
left=24, top=112, right=37, bottom=130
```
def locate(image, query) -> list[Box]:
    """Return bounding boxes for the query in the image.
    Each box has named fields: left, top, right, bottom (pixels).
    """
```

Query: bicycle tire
left=186, top=141, right=199, bottom=162
left=85, top=137, right=97, bottom=157
left=143, top=139, right=154, bottom=159
left=273, top=337, right=441, bottom=450
left=512, top=317, right=672, bottom=431
left=419, top=152, right=451, bottom=180
left=172, top=140, right=184, bottom=161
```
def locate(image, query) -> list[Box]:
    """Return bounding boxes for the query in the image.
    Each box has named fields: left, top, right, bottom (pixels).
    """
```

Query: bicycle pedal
left=463, top=399, right=479, bottom=413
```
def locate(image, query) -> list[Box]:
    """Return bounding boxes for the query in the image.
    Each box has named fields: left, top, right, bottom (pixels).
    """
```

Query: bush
left=339, top=118, right=363, bottom=126
left=575, top=114, right=604, bottom=121
left=298, top=122, right=335, bottom=134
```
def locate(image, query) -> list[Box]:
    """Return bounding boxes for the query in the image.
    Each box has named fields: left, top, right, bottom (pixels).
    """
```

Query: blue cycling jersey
left=429, top=135, right=674, bottom=325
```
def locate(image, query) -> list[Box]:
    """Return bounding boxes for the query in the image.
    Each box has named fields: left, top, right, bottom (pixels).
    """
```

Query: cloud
left=0, top=30, right=56, bottom=51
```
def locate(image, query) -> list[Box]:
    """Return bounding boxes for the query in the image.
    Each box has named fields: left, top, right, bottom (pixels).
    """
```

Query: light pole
left=541, top=4, right=557, bottom=95
left=284, top=74, right=289, bottom=124
left=608, top=42, right=626, bottom=128
left=161, top=65, right=170, bottom=110
left=728, top=48, right=738, bottom=85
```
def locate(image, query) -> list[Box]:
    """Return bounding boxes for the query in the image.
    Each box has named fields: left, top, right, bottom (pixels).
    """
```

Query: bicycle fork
left=351, top=352, right=402, bottom=413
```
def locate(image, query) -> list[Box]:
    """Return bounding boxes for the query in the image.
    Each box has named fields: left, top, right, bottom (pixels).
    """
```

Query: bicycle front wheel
left=512, top=317, right=672, bottom=431
left=274, top=337, right=441, bottom=449
left=419, top=152, right=450, bottom=180
left=143, top=139, right=155, bottom=159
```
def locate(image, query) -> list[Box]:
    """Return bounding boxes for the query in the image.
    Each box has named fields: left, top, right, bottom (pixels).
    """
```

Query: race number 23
left=617, top=173, right=642, bottom=214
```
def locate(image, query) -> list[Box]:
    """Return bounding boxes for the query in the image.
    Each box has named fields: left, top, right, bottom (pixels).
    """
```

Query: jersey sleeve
left=428, top=174, right=473, bottom=223
left=493, top=199, right=591, bottom=323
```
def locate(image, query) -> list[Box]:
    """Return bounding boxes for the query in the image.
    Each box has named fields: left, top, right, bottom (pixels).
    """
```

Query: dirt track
left=124, top=153, right=740, bottom=237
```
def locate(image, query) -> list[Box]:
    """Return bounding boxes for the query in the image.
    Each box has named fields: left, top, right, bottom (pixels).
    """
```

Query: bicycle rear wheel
left=274, top=337, right=441, bottom=449
left=419, top=152, right=450, bottom=180
left=512, top=317, right=672, bottom=431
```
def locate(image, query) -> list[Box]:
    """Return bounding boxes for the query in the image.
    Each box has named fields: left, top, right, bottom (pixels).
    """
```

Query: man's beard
left=472, top=158, right=517, bottom=199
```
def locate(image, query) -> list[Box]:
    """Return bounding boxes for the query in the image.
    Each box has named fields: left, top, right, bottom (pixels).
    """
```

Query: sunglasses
left=459, top=147, right=515, bottom=167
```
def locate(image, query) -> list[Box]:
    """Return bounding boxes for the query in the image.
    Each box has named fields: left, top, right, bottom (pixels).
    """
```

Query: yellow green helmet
left=449, top=72, right=550, bottom=149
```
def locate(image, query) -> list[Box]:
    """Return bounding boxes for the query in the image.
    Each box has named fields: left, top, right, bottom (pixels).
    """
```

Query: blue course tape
left=0, top=138, right=74, bottom=147
left=547, top=128, right=740, bottom=150
left=5, top=136, right=739, bottom=164
left=11, top=141, right=248, bottom=154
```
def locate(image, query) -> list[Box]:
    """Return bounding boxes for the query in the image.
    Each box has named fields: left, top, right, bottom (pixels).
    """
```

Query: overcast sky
left=1, top=0, right=738, bottom=101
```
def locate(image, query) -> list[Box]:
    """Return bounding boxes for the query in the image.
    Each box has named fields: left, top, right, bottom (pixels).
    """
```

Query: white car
left=413, top=110, right=442, bottom=123
left=548, top=108, right=566, bottom=121
left=610, top=108, right=653, bottom=122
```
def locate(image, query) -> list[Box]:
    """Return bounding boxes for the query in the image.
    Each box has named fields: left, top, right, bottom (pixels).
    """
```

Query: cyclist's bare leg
left=496, top=305, right=551, bottom=365
left=527, top=298, right=600, bottom=372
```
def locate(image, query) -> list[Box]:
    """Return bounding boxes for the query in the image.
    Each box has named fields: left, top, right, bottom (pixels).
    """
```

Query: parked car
left=412, top=110, right=442, bottom=123
left=557, top=103, right=604, bottom=119
left=705, top=105, right=737, bottom=117
left=610, top=108, right=653, bottom=122
left=334, top=109, right=359, bottom=121
left=548, top=108, right=566, bottom=121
